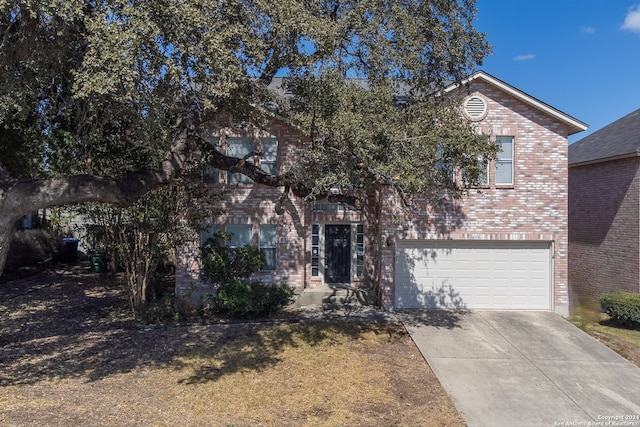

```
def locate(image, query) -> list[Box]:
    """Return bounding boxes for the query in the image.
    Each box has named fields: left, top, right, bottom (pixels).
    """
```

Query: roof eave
left=569, top=152, right=640, bottom=167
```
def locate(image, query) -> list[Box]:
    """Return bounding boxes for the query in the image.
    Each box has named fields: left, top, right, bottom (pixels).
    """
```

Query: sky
left=472, top=1, right=640, bottom=143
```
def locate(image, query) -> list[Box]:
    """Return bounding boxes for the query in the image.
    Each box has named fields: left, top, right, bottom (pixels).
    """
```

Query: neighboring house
left=568, top=108, right=640, bottom=309
left=176, top=71, right=587, bottom=316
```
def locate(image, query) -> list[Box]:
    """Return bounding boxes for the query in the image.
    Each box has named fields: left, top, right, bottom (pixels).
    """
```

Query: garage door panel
left=395, top=241, right=551, bottom=310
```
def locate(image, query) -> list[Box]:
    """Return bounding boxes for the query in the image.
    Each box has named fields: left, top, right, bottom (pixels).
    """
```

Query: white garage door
left=395, top=241, right=551, bottom=310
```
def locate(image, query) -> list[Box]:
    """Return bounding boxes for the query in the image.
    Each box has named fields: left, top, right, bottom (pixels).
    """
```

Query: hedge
left=600, top=291, right=640, bottom=327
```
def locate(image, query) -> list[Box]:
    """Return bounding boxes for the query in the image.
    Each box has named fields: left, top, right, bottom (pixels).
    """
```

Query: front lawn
left=0, top=269, right=465, bottom=426
left=571, top=309, right=640, bottom=368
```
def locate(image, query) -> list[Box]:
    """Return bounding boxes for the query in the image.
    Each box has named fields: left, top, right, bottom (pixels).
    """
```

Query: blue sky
left=473, top=1, right=640, bottom=143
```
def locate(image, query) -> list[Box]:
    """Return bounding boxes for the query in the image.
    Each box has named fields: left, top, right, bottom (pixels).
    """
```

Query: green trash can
left=90, top=251, right=107, bottom=273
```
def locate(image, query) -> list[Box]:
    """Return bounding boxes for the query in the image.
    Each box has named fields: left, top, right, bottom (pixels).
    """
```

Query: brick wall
left=569, top=157, right=640, bottom=309
left=177, top=80, right=573, bottom=314
left=175, top=117, right=312, bottom=299
left=380, top=80, right=571, bottom=314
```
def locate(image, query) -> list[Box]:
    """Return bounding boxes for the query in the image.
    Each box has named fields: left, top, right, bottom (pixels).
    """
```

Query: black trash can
left=61, top=238, right=80, bottom=262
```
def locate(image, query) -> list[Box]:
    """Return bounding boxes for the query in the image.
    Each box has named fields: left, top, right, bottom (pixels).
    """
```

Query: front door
left=325, top=225, right=351, bottom=284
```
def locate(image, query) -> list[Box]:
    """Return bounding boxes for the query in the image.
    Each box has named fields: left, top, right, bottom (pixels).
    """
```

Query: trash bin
left=61, top=237, right=79, bottom=262
left=90, top=251, right=107, bottom=273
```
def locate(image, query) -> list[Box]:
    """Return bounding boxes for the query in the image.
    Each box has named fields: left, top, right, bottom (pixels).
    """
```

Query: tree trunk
left=0, top=116, right=363, bottom=278
left=0, top=219, right=15, bottom=276
left=0, top=121, right=193, bottom=277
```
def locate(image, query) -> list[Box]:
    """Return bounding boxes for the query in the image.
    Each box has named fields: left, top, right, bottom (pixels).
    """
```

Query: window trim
left=495, top=135, right=514, bottom=186
left=225, top=224, right=253, bottom=248
left=259, top=224, right=277, bottom=271
left=226, top=138, right=255, bottom=185
left=259, top=138, right=278, bottom=175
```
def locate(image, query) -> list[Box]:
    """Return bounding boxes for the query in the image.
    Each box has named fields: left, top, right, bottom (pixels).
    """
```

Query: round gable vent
left=463, top=96, right=488, bottom=121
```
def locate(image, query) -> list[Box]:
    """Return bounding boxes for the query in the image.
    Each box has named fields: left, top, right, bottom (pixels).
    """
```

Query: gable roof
left=569, top=108, right=640, bottom=166
left=445, top=71, right=588, bottom=136
left=266, top=71, right=588, bottom=136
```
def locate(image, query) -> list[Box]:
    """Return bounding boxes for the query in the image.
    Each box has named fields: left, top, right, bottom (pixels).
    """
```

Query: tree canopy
left=0, top=0, right=492, bottom=273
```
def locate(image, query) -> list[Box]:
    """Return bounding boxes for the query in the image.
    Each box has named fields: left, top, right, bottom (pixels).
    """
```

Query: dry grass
left=571, top=307, right=640, bottom=368
left=0, top=268, right=464, bottom=426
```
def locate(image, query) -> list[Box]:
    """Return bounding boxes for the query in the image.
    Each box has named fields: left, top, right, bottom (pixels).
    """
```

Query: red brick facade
left=176, top=73, right=583, bottom=315
left=569, top=157, right=640, bottom=309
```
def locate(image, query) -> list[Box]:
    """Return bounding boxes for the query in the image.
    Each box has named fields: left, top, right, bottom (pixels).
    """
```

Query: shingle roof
left=569, top=108, right=640, bottom=166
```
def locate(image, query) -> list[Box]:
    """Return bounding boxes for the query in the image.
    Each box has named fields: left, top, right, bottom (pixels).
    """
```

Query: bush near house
left=217, top=279, right=294, bottom=318
left=601, top=291, right=640, bottom=327
left=201, top=232, right=293, bottom=318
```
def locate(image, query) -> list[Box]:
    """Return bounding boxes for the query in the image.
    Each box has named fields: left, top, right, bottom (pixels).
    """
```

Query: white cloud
left=513, top=53, right=536, bottom=61
left=622, top=5, right=640, bottom=33
left=580, top=26, right=595, bottom=34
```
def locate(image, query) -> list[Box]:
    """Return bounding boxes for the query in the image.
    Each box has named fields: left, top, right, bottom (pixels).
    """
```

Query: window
left=436, top=145, right=455, bottom=185
left=462, top=154, right=489, bottom=188
left=495, top=136, right=514, bottom=185
left=259, top=225, right=277, bottom=271
left=203, top=138, right=220, bottom=184
left=311, top=224, right=320, bottom=277
left=225, top=224, right=252, bottom=248
left=200, top=224, right=219, bottom=248
left=356, top=224, right=364, bottom=277
left=260, top=139, right=278, bottom=175
left=227, top=138, right=254, bottom=184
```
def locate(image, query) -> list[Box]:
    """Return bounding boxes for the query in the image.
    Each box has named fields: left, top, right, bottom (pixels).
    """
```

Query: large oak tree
left=0, top=0, right=492, bottom=275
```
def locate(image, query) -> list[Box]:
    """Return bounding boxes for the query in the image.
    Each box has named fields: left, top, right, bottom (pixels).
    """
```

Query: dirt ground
left=0, top=265, right=465, bottom=426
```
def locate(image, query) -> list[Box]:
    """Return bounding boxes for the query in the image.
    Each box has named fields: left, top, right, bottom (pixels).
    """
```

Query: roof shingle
left=569, top=108, right=640, bottom=166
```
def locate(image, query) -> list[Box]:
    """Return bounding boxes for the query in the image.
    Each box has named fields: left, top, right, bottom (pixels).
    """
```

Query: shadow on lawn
left=0, top=268, right=396, bottom=386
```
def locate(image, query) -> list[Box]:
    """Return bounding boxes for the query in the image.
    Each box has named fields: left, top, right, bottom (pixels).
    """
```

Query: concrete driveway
left=398, top=311, right=640, bottom=427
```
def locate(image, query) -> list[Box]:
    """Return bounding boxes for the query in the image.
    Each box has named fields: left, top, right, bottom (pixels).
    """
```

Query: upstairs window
left=463, top=155, right=489, bottom=188
left=203, top=138, right=220, bottom=184
left=495, top=136, right=514, bottom=185
left=435, top=146, right=455, bottom=186
left=260, top=139, right=278, bottom=175
left=227, top=138, right=254, bottom=184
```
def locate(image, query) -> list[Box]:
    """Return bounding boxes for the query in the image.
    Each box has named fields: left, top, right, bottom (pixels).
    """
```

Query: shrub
left=601, top=291, right=640, bottom=327
left=201, top=233, right=266, bottom=284
left=216, top=280, right=294, bottom=318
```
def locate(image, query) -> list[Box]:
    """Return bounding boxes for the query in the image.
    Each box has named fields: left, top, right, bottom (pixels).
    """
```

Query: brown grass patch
left=0, top=269, right=464, bottom=426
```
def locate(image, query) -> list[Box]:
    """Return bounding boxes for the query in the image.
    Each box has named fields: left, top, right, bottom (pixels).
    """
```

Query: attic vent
left=464, top=96, right=487, bottom=121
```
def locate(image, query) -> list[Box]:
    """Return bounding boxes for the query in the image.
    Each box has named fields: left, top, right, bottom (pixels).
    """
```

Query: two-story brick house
left=569, top=108, right=640, bottom=309
left=176, top=71, right=587, bottom=315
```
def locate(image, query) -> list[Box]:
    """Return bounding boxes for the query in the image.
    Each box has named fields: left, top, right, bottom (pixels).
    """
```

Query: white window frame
left=495, top=136, right=514, bottom=186
left=311, top=224, right=321, bottom=277
left=226, top=138, right=254, bottom=184
left=225, top=224, right=253, bottom=248
left=259, top=224, right=277, bottom=271
left=355, top=224, right=365, bottom=278
left=259, top=139, right=278, bottom=175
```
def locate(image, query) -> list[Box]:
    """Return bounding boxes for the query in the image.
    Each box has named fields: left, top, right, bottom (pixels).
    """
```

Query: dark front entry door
left=325, top=225, right=351, bottom=284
